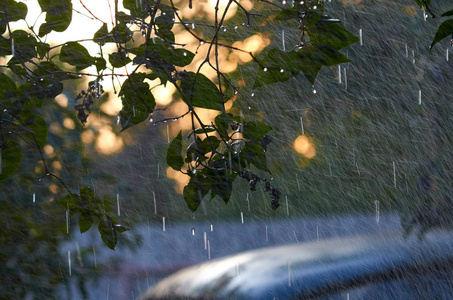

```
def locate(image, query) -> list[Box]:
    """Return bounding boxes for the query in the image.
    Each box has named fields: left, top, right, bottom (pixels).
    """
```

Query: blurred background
left=1, top=0, right=453, bottom=298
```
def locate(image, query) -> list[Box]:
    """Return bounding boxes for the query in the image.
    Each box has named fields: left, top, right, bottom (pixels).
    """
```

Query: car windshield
left=1, top=0, right=452, bottom=299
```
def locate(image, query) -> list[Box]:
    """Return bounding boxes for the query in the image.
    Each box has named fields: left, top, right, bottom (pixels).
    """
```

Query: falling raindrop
left=375, top=200, right=380, bottom=223
left=117, top=192, right=120, bottom=216
left=11, top=38, right=15, bottom=56
left=247, top=193, right=250, bottom=211
left=153, top=191, right=157, bottom=214
left=167, top=125, right=170, bottom=143
left=316, top=225, right=320, bottom=242
left=116, top=116, right=120, bottom=125
left=207, top=240, right=211, bottom=259
left=191, top=228, right=195, bottom=235
left=204, top=232, right=207, bottom=249
left=286, top=196, right=289, bottom=216
left=393, top=161, right=397, bottom=187
left=66, top=209, right=69, bottom=234
left=293, top=230, right=299, bottom=243
left=344, top=67, right=347, bottom=90
left=263, top=67, right=268, bottom=72
left=92, top=245, right=97, bottom=268
left=68, top=251, right=71, bottom=276
left=33, top=193, right=36, bottom=203
left=287, top=262, right=292, bottom=287
left=300, top=116, right=304, bottom=135
left=210, top=224, right=214, bottom=231
left=282, top=30, right=286, bottom=51
left=447, top=48, right=449, bottom=61
left=359, top=29, right=363, bottom=46
left=418, top=89, right=422, bottom=105
left=338, top=65, right=342, bottom=83
left=312, top=88, right=317, bottom=94
left=162, top=217, right=166, bottom=231
left=412, top=50, right=415, bottom=64
left=265, top=225, right=269, bottom=242
left=240, top=212, right=244, bottom=223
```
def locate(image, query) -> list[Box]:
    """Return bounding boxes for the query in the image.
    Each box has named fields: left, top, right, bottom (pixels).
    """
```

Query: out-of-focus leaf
left=124, top=0, right=152, bottom=17
left=0, top=0, right=27, bottom=34
left=441, top=9, right=453, bottom=17
left=183, top=174, right=211, bottom=212
left=0, top=141, right=22, bottom=182
left=79, top=213, right=94, bottom=233
left=215, top=112, right=234, bottom=140
left=243, top=121, right=272, bottom=141
left=36, top=42, right=50, bottom=59
left=114, top=224, right=129, bottom=233
left=119, top=75, right=155, bottom=131
left=274, top=8, right=299, bottom=21
left=180, top=71, right=224, bottom=111
left=27, top=115, right=47, bottom=147
left=109, top=51, right=131, bottom=68
left=98, top=218, right=117, bottom=250
left=167, top=131, right=184, bottom=171
left=430, top=19, right=453, bottom=49
left=242, top=142, right=270, bottom=173
left=94, top=57, right=107, bottom=73
left=253, top=49, right=302, bottom=88
left=0, top=73, right=17, bottom=105
left=110, top=19, right=133, bottom=44
left=59, top=42, right=94, bottom=71
left=55, top=194, right=79, bottom=212
left=299, top=44, right=351, bottom=84
left=310, top=16, right=359, bottom=50
left=209, top=169, right=233, bottom=204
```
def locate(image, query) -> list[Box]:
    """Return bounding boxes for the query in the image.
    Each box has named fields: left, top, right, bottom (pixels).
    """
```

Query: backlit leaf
left=167, top=131, right=184, bottom=171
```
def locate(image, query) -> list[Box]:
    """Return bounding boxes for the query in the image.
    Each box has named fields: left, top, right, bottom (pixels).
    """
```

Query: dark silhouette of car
left=140, top=230, right=453, bottom=299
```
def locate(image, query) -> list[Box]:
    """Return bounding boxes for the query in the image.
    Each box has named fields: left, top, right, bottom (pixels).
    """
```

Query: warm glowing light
left=49, top=184, right=59, bottom=194
left=43, top=144, right=54, bottom=156
left=101, top=95, right=123, bottom=116
left=52, top=161, right=62, bottom=170
left=55, top=94, right=68, bottom=107
left=63, top=118, right=75, bottom=130
left=95, top=127, right=124, bottom=155
left=81, top=130, right=95, bottom=144
left=232, top=34, right=270, bottom=63
left=152, top=83, right=176, bottom=106
left=293, top=135, right=316, bottom=159
left=167, top=167, right=190, bottom=194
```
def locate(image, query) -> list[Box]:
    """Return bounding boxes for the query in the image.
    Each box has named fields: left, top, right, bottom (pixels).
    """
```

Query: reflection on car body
left=140, top=230, right=453, bottom=299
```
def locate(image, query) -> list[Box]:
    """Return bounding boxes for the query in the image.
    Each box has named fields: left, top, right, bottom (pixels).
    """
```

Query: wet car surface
left=140, top=230, right=453, bottom=299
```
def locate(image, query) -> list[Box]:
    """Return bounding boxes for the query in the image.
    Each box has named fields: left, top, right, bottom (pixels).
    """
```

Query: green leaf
left=309, top=16, right=359, bottom=50
left=12, top=30, right=38, bottom=60
left=167, top=131, right=184, bottom=171
left=0, top=0, right=28, bottom=23
left=299, top=44, right=351, bottom=84
left=37, top=42, right=50, bottom=59
left=189, top=127, right=216, bottom=138
left=274, top=8, right=299, bottom=21
left=180, top=71, right=224, bottom=111
left=0, top=73, right=17, bottom=105
left=109, top=51, right=131, bottom=68
left=55, top=194, right=80, bottom=213
left=79, top=213, right=94, bottom=233
left=215, top=112, right=234, bottom=139
left=430, top=19, right=453, bottom=49
left=38, top=0, right=72, bottom=36
left=209, top=169, right=233, bottom=204
left=243, top=121, right=272, bottom=141
left=183, top=174, right=211, bottom=212
left=119, top=76, right=155, bottom=131
left=124, top=0, right=151, bottom=17
left=242, top=142, right=270, bottom=173
left=0, top=140, right=22, bottom=182
left=27, top=115, right=47, bottom=147
left=169, top=48, right=195, bottom=67
left=114, top=224, right=129, bottom=233
left=59, top=42, right=94, bottom=71
left=94, top=57, right=107, bottom=73
left=98, top=218, right=117, bottom=250
left=253, top=49, right=302, bottom=88
left=93, top=23, right=110, bottom=45
left=441, top=9, right=453, bottom=17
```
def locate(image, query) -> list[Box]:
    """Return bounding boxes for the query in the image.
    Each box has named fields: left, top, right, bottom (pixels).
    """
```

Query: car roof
left=140, top=230, right=453, bottom=299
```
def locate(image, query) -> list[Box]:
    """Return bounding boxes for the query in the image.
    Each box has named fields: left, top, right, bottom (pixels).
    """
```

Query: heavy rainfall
left=1, top=0, right=453, bottom=299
